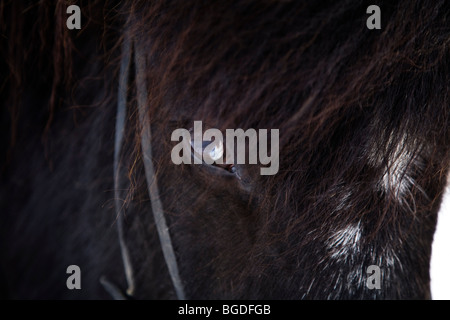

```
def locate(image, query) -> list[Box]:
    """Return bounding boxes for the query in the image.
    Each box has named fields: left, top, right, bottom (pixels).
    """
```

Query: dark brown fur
left=0, top=0, right=449, bottom=299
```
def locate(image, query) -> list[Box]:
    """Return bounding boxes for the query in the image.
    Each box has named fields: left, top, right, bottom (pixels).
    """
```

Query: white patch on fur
left=379, top=137, right=414, bottom=197
left=335, top=190, right=352, bottom=212
left=368, top=133, right=424, bottom=203
left=383, top=248, right=401, bottom=268
left=328, top=223, right=362, bottom=259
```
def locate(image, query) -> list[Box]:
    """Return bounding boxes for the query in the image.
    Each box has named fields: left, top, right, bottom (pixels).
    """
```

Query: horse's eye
left=189, top=133, right=235, bottom=173
left=197, top=139, right=224, bottom=163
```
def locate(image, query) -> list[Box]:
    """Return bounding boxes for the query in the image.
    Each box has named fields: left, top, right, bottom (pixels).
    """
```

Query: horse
left=0, top=0, right=449, bottom=299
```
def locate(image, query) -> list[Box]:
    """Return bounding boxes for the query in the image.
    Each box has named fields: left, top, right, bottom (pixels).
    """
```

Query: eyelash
left=212, top=162, right=236, bottom=174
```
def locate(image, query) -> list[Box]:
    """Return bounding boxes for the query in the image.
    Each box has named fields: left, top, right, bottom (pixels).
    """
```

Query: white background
left=430, top=178, right=450, bottom=300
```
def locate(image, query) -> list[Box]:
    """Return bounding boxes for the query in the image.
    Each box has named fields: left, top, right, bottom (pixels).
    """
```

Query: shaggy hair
left=0, top=0, right=449, bottom=299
